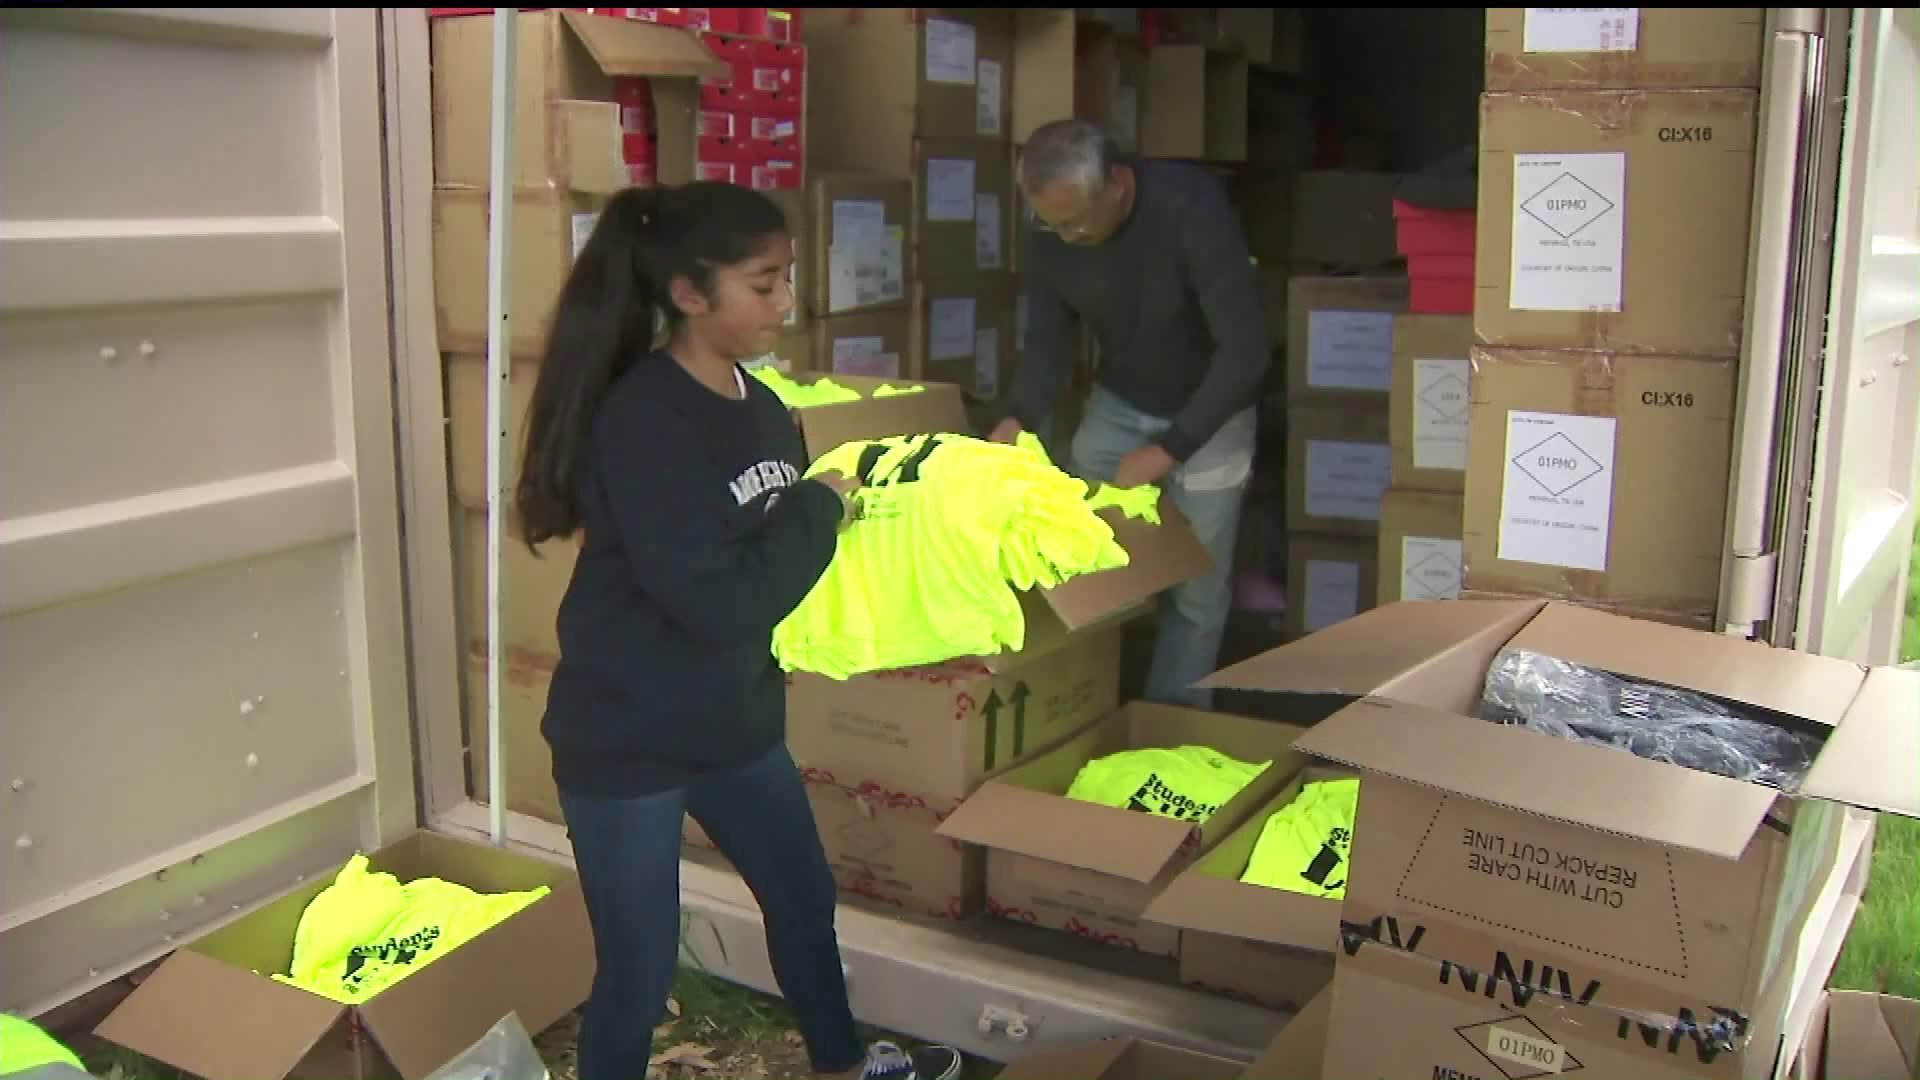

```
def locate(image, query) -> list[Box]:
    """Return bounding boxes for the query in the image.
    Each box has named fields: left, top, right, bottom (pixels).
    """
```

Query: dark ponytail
left=515, top=182, right=790, bottom=549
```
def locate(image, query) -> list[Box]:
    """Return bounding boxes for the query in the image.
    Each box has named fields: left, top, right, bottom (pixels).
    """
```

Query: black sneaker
left=857, top=1040, right=964, bottom=1080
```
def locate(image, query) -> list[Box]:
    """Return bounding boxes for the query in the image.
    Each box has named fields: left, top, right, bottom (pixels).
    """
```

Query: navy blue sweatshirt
left=1008, top=159, right=1272, bottom=461
left=541, top=354, right=843, bottom=798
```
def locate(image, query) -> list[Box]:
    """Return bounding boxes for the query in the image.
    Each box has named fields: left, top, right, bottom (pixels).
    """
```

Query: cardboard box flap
left=1294, top=698, right=1781, bottom=859
left=1142, top=862, right=1333, bottom=948
left=1800, top=666, right=1920, bottom=818
left=1506, top=602, right=1869, bottom=732
left=554, top=99, right=624, bottom=195
left=790, top=380, right=970, bottom=463
left=561, top=10, right=727, bottom=79
left=358, top=882, right=594, bottom=1079
left=1242, top=988, right=1330, bottom=1080
left=1823, top=990, right=1920, bottom=1080
left=935, top=780, right=1198, bottom=884
left=993, top=1037, right=1132, bottom=1080
left=1201, top=597, right=1542, bottom=698
left=1037, top=499, right=1212, bottom=632
left=95, top=949, right=347, bottom=1080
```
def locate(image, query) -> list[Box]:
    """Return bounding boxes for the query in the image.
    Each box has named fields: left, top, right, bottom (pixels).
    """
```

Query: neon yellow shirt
left=0, top=1014, right=84, bottom=1074
left=772, top=431, right=1131, bottom=678
left=1241, top=778, right=1360, bottom=899
left=1065, top=746, right=1273, bottom=824
left=270, top=854, right=550, bottom=1004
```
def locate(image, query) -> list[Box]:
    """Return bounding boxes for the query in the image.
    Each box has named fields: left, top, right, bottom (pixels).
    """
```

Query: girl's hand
left=813, top=470, right=863, bottom=521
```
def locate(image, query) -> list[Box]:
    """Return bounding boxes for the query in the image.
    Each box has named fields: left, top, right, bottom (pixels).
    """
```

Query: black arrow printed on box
left=980, top=681, right=1031, bottom=771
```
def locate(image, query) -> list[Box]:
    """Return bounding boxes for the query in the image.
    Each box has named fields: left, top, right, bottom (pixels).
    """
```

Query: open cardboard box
left=1143, top=766, right=1352, bottom=1008
left=784, top=382, right=1213, bottom=803
left=995, top=1037, right=1246, bottom=1080
left=96, top=832, right=592, bottom=1080
left=1241, top=987, right=1331, bottom=1080
left=1795, top=990, right=1920, bottom=1080
left=937, top=702, right=1314, bottom=956
left=1204, top=597, right=1919, bottom=1078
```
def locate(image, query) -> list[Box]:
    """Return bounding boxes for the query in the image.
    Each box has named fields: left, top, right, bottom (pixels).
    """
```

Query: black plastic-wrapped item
left=1480, top=648, right=1828, bottom=791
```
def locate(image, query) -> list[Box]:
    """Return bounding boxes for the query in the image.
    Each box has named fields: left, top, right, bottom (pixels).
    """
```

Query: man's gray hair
left=1017, top=119, right=1120, bottom=194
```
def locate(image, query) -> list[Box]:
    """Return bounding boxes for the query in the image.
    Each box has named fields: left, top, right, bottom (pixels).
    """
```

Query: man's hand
left=1112, top=445, right=1175, bottom=490
left=988, top=418, right=1024, bottom=444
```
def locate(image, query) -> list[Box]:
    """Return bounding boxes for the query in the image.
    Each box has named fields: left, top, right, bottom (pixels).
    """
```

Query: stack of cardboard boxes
left=1463, top=8, right=1767, bottom=628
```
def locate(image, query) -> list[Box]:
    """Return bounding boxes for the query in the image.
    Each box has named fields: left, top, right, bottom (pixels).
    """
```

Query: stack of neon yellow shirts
left=1240, top=778, right=1360, bottom=899
left=772, top=431, right=1131, bottom=678
left=1064, top=745, right=1273, bottom=824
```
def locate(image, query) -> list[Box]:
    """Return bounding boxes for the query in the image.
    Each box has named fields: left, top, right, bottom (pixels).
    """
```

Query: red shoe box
left=1392, top=199, right=1476, bottom=256
left=737, top=8, right=803, bottom=43
left=1410, top=277, right=1473, bottom=315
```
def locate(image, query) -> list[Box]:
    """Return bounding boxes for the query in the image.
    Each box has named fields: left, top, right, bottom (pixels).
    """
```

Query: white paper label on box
left=1522, top=9, right=1640, bottom=53
left=929, top=297, right=977, bottom=362
left=1308, top=311, right=1396, bottom=392
left=1304, top=440, right=1391, bottom=521
left=832, top=336, right=898, bottom=380
left=827, top=228, right=901, bottom=313
left=1303, top=559, right=1360, bottom=632
left=974, top=328, right=1000, bottom=399
left=925, top=158, right=977, bottom=223
left=976, top=58, right=1004, bottom=136
left=1016, top=295, right=1030, bottom=352
left=1484, top=1023, right=1570, bottom=1076
left=924, top=18, right=978, bottom=85
left=1401, top=536, right=1464, bottom=601
left=1112, top=85, right=1141, bottom=151
left=1498, top=410, right=1617, bottom=571
left=832, top=198, right=887, bottom=243
left=1511, top=152, right=1626, bottom=313
left=975, top=193, right=1003, bottom=269
left=877, top=227, right=906, bottom=302
left=570, top=212, right=600, bottom=261
left=785, top=262, right=801, bottom=326
left=1412, top=356, right=1472, bottom=472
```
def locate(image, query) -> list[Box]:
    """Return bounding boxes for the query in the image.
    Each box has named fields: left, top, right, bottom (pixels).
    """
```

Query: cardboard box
left=1390, top=314, right=1473, bottom=493
left=96, top=833, right=592, bottom=1080
left=995, top=1038, right=1246, bottom=1080
left=1013, top=9, right=1078, bottom=146
left=811, top=308, right=915, bottom=381
left=807, top=174, right=911, bottom=318
left=1141, top=45, right=1248, bottom=162
left=1378, top=488, right=1465, bottom=604
left=1486, top=9, right=1767, bottom=92
left=1167, top=8, right=1303, bottom=72
left=1206, top=597, right=1919, bottom=1079
left=1463, top=347, right=1735, bottom=620
left=1285, top=532, right=1380, bottom=637
left=1796, top=991, right=1920, bottom=1080
left=433, top=188, right=604, bottom=354
left=912, top=275, right=1017, bottom=398
left=789, top=626, right=1125, bottom=805
left=1475, top=90, right=1759, bottom=357
left=1241, top=987, right=1331, bottom=1080
left=802, top=9, right=1015, bottom=171
left=455, top=511, right=575, bottom=658
left=1238, top=175, right=1294, bottom=264
left=1076, top=31, right=1147, bottom=153
left=1286, top=276, right=1410, bottom=404
left=432, top=10, right=724, bottom=190
left=1286, top=404, right=1392, bottom=537
left=805, top=770, right=984, bottom=921
left=915, top=136, right=1015, bottom=291
left=938, top=702, right=1315, bottom=956
left=1144, top=772, right=1350, bottom=1010
left=1290, top=171, right=1404, bottom=271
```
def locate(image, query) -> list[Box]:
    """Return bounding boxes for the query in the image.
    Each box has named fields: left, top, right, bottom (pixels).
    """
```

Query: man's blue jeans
left=1069, top=386, right=1256, bottom=710
left=558, top=744, right=865, bottom=1080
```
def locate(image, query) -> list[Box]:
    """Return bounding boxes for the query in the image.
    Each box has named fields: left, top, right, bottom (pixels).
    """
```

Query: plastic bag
left=423, top=1013, right=549, bottom=1080
left=1479, top=648, right=1825, bottom=791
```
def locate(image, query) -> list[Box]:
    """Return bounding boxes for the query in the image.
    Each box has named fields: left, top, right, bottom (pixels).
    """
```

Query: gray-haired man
left=989, top=119, right=1272, bottom=710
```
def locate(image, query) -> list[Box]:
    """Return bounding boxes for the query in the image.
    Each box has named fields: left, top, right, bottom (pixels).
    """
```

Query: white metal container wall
left=0, top=8, right=416, bottom=1016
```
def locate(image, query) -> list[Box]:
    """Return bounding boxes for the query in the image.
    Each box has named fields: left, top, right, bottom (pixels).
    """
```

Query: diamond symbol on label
left=1454, top=1015, right=1584, bottom=1080
left=1513, top=431, right=1605, bottom=497
left=1406, top=550, right=1460, bottom=598
left=1419, top=372, right=1470, bottom=421
left=1520, top=171, right=1616, bottom=240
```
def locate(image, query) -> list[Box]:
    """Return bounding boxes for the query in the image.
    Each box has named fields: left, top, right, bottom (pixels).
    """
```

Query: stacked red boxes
left=696, top=31, right=806, bottom=190
left=1392, top=200, right=1476, bottom=315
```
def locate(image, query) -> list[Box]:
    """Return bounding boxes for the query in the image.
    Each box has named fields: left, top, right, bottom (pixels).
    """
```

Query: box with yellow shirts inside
left=96, top=831, right=592, bottom=1080
left=936, top=701, right=1316, bottom=956
left=1144, top=767, right=1357, bottom=1009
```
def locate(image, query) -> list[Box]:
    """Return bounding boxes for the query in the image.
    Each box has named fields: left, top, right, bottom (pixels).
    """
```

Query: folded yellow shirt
left=1065, top=745, right=1273, bottom=825
left=1241, top=778, right=1360, bottom=899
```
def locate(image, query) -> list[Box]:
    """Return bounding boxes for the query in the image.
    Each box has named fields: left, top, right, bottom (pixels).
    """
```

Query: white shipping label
left=1303, top=560, right=1361, bottom=632
left=1511, top=152, right=1626, bottom=313
left=832, top=336, right=896, bottom=380
left=925, top=158, right=977, bottom=223
left=827, top=235, right=898, bottom=312
left=1308, top=311, right=1396, bottom=392
left=974, top=328, right=1000, bottom=399
left=975, top=193, right=1003, bottom=269
left=571, top=212, right=600, bottom=260
left=1016, top=295, right=1030, bottom=352
left=876, top=228, right=906, bottom=303
left=976, top=59, right=1004, bottom=135
left=1412, top=356, right=1472, bottom=472
left=1304, top=440, right=1391, bottom=522
left=929, top=297, right=977, bottom=362
left=1498, top=410, right=1617, bottom=571
left=832, top=199, right=887, bottom=244
left=1523, top=9, right=1640, bottom=53
left=1400, top=536, right=1464, bottom=601
left=924, top=18, right=978, bottom=85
